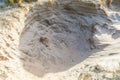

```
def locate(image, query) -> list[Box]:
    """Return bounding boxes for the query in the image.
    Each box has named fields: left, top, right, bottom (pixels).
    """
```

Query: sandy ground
left=0, top=0, right=120, bottom=80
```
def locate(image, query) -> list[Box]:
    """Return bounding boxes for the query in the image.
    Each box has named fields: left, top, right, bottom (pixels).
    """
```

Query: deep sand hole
left=18, top=2, right=108, bottom=77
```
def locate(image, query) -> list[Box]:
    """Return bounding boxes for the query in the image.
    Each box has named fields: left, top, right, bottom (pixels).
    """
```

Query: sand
left=0, top=0, right=120, bottom=80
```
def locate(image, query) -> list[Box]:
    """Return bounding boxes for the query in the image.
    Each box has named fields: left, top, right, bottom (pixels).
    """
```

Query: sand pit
left=18, top=0, right=115, bottom=78
left=19, top=3, right=95, bottom=77
left=0, top=0, right=120, bottom=80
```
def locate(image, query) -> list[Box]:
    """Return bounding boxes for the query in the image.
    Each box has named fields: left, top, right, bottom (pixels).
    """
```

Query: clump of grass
left=1, top=0, right=56, bottom=7
left=113, top=74, right=120, bottom=80
left=8, top=0, right=38, bottom=6
left=8, top=0, right=14, bottom=5
left=112, top=63, right=120, bottom=80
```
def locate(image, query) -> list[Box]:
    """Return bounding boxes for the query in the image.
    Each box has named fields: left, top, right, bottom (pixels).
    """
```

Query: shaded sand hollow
left=0, top=0, right=120, bottom=80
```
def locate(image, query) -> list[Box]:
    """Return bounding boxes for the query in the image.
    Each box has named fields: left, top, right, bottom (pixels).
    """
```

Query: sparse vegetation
left=9, top=0, right=37, bottom=6
left=0, top=0, right=55, bottom=7
left=112, top=74, right=120, bottom=80
left=0, top=0, right=38, bottom=7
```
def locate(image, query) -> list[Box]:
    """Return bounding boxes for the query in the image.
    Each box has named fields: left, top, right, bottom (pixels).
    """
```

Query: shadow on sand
left=18, top=2, right=110, bottom=77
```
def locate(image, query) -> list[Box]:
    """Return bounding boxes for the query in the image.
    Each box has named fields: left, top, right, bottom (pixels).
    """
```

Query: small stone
left=40, top=37, right=49, bottom=47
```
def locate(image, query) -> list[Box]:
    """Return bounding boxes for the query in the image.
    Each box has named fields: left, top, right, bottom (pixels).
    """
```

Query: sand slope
left=0, top=0, right=120, bottom=80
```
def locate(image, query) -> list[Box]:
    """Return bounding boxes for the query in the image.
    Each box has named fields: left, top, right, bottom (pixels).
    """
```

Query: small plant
left=8, top=0, right=15, bottom=5
left=7, top=0, right=38, bottom=6
left=113, top=74, right=120, bottom=80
